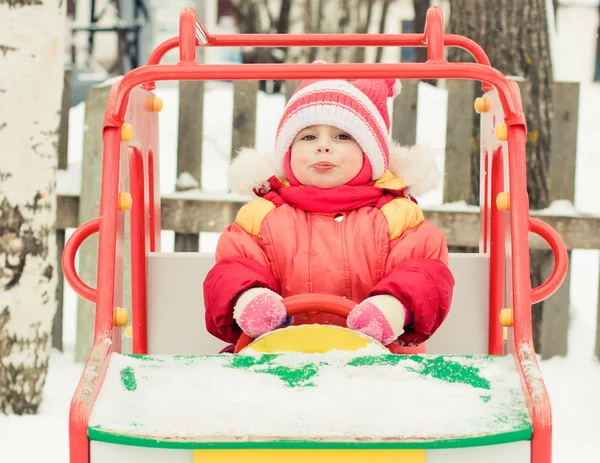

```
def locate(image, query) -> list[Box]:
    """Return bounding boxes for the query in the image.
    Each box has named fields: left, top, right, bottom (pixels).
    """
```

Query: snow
left=536, top=199, right=579, bottom=216
left=89, top=352, right=530, bottom=441
left=4, top=57, right=600, bottom=463
left=559, top=0, right=599, bottom=6
left=174, top=172, right=199, bottom=190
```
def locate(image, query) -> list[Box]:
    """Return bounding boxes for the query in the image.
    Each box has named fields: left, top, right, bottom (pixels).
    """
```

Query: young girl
left=203, top=76, right=455, bottom=353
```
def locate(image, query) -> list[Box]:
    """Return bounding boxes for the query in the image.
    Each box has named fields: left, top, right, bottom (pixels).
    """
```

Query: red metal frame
left=482, top=148, right=490, bottom=253
left=529, top=218, right=569, bottom=304
left=62, top=218, right=99, bottom=303
left=128, top=147, right=148, bottom=354
left=62, top=6, right=568, bottom=463
left=489, top=146, right=506, bottom=355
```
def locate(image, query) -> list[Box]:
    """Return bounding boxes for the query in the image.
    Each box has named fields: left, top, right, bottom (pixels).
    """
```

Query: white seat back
left=146, top=252, right=490, bottom=355
left=147, top=253, right=226, bottom=354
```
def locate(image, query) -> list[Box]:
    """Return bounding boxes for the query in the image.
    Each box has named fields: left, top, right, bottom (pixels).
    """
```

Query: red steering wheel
left=233, top=293, right=397, bottom=353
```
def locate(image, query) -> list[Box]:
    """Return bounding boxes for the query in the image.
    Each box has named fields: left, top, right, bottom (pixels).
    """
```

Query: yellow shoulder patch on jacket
left=380, top=197, right=424, bottom=240
left=235, top=198, right=276, bottom=237
left=374, top=170, right=407, bottom=191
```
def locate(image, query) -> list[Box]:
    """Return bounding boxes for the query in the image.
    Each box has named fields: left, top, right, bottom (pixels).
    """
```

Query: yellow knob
left=496, top=192, right=510, bottom=211
left=474, top=97, right=491, bottom=113
left=499, top=308, right=514, bottom=327
left=496, top=123, right=508, bottom=141
left=151, top=97, right=163, bottom=112
left=121, top=124, right=134, bottom=142
left=145, top=96, right=163, bottom=112
left=118, top=192, right=132, bottom=211
left=113, top=307, right=129, bottom=327
left=124, top=326, right=133, bottom=338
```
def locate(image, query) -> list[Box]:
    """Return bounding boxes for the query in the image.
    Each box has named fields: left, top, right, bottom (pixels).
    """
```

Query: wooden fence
left=54, top=77, right=600, bottom=362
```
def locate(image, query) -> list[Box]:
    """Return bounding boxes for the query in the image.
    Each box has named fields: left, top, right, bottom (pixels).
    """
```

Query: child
left=203, top=76, right=455, bottom=352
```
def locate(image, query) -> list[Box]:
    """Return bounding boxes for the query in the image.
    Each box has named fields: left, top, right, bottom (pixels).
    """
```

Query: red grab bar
left=529, top=218, right=568, bottom=304
left=62, top=218, right=100, bottom=303
left=147, top=7, right=491, bottom=68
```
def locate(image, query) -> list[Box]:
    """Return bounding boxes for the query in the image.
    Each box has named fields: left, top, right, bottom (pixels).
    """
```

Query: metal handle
left=62, top=218, right=100, bottom=303
left=529, top=218, right=568, bottom=304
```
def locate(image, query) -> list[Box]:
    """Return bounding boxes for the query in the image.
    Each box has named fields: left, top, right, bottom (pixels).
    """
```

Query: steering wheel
left=233, top=293, right=396, bottom=353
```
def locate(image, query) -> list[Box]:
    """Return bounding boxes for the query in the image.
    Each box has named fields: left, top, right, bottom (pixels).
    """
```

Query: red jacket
left=204, top=173, right=454, bottom=349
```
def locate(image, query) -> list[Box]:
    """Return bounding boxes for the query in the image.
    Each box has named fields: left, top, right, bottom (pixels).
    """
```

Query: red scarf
left=257, top=176, right=409, bottom=213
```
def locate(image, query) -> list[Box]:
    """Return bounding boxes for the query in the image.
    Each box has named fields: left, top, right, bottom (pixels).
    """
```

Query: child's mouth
left=312, top=162, right=335, bottom=172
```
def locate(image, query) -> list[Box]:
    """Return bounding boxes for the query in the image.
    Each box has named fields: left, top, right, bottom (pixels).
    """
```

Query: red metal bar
left=506, top=121, right=552, bottom=463
left=179, top=8, right=196, bottom=63
left=93, top=123, right=122, bottom=345
left=489, top=146, right=505, bottom=355
left=424, top=6, right=445, bottom=62
left=104, top=62, right=525, bottom=131
left=482, top=148, right=489, bottom=253
left=145, top=37, right=179, bottom=66
left=530, top=218, right=569, bottom=304
left=62, top=218, right=99, bottom=303
left=129, top=147, right=148, bottom=354
left=148, top=149, right=157, bottom=252
left=69, top=340, right=112, bottom=463
left=145, top=34, right=490, bottom=66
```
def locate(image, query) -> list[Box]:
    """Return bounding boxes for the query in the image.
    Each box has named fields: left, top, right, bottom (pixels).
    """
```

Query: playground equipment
left=63, top=6, right=568, bottom=463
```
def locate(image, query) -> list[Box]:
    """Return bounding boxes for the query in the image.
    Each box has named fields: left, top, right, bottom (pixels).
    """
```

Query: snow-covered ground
left=1, top=80, right=599, bottom=462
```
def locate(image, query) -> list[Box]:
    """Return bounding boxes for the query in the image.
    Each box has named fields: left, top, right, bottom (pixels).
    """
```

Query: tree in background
left=447, top=0, right=554, bottom=350
left=0, top=0, right=66, bottom=413
left=301, top=0, right=391, bottom=64
left=230, top=0, right=393, bottom=64
left=230, top=0, right=293, bottom=64
left=412, top=0, right=430, bottom=64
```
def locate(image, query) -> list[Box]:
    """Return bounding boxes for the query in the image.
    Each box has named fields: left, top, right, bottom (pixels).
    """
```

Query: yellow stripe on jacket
left=235, top=195, right=423, bottom=241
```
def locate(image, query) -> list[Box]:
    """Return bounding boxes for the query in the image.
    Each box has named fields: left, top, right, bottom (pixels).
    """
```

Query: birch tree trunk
left=0, top=0, right=66, bottom=415
left=448, top=0, right=554, bottom=352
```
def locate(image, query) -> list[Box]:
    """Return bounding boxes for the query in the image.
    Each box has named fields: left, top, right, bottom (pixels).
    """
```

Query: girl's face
left=289, top=125, right=364, bottom=188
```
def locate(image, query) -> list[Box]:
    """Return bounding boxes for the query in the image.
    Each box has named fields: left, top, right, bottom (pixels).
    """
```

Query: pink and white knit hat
left=274, top=76, right=402, bottom=180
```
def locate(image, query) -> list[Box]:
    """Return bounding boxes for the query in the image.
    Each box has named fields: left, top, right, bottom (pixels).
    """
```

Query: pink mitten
left=233, top=288, right=287, bottom=338
left=347, top=295, right=407, bottom=345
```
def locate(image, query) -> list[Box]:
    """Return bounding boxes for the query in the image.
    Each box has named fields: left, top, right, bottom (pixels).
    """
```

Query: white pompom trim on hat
left=387, top=142, right=441, bottom=197
left=227, top=147, right=284, bottom=195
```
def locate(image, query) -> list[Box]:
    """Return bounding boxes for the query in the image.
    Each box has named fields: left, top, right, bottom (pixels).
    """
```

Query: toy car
left=63, top=6, right=568, bottom=462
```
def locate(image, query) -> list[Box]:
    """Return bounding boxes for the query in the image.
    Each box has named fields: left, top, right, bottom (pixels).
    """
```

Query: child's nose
left=316, top=140, right=332, bottom=153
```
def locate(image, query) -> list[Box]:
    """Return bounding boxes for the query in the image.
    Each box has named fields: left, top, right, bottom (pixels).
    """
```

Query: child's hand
left=347, top=295, right=406, bottom=345
left=233, top=288, right=288, bottom=338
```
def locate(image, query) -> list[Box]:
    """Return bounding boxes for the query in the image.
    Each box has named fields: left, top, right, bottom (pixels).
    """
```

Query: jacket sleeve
left=369, top=220, right=455, bottom=346
left=203, top=223, right=280, bottom=344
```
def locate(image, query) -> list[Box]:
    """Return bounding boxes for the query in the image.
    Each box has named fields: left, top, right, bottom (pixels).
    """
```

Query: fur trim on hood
left=228, top=142, right=441, bottom=197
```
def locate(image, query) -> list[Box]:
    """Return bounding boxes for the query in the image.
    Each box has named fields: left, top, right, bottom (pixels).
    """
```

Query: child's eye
left=336, top=133, right=353, bottom=140
left=300, top=134, right=316, bottom=141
